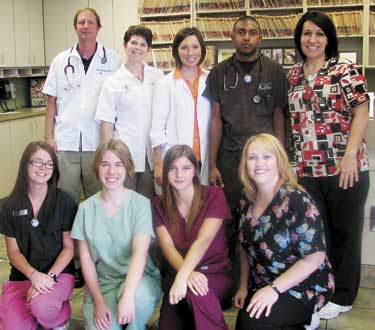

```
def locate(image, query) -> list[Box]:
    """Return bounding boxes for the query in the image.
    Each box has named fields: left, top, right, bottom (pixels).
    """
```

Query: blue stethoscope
left=64, top=45, right=107, bottom=89
left=223, top=54, right=263, bottom=104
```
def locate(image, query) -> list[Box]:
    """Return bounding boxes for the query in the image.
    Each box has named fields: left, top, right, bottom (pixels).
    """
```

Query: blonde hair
left=239, top=134, right=301, bottom=203
left=92, top=139, right=134, bottom=179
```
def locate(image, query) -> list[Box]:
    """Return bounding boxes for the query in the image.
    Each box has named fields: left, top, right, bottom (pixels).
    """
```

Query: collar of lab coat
left=173, top=66, right=207, bottom=88
left=70, top=42, right=106, bottom=62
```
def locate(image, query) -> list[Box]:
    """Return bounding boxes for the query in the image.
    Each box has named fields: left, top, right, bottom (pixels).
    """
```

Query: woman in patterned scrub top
left=288, top=10, right=369, bottom=320
left=234, top=134, right=334, bottom=330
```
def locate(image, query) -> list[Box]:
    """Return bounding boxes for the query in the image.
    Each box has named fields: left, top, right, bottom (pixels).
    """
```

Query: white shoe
left=304, top=312, right=320, bottom=330
left=52, top=320, right=70, bottom=330
left=317, top=302, right=352, bottom=319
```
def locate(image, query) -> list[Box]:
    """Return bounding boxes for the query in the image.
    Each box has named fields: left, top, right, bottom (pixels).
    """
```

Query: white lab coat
left=95, top=63, right=164, bottom=172
left=150, top=69, right=211, bottom=184
left=43, top=42, right=121, bottom=151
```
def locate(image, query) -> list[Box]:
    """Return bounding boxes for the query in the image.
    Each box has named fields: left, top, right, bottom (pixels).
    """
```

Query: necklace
left=30, top=217, right=39, bottom=227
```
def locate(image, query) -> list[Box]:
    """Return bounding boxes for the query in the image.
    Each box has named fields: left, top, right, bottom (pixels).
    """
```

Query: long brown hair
left=161, top=145, right=206, bottom=234
left=3, top=141, right=60, bottom=232
left=239, top=134, right=301, bottom=203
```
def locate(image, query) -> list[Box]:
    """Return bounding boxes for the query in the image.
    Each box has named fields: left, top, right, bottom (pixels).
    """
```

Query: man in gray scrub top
left=204, top=15, right=288, bottom=214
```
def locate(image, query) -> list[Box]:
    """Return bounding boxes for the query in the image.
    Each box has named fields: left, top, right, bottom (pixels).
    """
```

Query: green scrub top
left=71, top=190, right=160, bottom=297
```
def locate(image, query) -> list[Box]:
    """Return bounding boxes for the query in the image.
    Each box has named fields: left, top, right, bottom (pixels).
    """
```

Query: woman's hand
left=169, top=275, right=188, bottom=305
left=153, top=152, right=163, bottom=186
left=30, top=271, right=54, bottom=294
left=94, top=300, right=112, bottom=330
left=187, top=271, right=208, bottom=296
left=335, top=153, right=358, bottom=189
left=117, top=295, right=135, bottom=326
left=234, top=286, right=248, bottom=309
left=246, top=285, right=279, bottom=319
left=26, top=286, right=40, bottom=302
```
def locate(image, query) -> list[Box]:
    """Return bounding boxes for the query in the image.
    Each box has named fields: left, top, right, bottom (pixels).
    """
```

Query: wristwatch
left=48, top=272, right=58, bottom=283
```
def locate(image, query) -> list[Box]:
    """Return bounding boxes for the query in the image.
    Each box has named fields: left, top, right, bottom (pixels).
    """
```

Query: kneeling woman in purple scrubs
left=153, top=145, right=232, bottom=330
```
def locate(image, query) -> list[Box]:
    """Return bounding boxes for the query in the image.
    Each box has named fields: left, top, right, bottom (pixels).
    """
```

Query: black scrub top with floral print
left=237, top=185, right=334, bottom=312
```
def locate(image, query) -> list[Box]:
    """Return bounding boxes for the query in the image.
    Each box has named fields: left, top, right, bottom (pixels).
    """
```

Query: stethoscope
left=223, top=54, right=263, bottom=104
left=64, top=45, right=107, bottom=89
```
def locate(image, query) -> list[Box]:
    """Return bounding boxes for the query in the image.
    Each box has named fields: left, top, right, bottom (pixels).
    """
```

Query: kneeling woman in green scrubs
left=71, top=139, right=161, bottom=330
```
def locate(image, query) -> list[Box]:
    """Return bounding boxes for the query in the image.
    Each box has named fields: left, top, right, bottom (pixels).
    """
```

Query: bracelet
left=29, top=270, right=37, bottom=280
left=270, top=282, right=281, bottom=295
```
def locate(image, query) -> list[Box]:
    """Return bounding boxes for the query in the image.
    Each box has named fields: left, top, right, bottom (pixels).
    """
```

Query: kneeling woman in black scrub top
left=234, top=134, right=334, bottom=330
left=0, top=141, right=77, bottom=330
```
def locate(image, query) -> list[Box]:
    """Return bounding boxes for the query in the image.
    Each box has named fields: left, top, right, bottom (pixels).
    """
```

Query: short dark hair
left=123, top=25, right=153, bottom=48
left=294, top=10, right=338, bottom=61
left=172, top=27, right=206, bottom=68
left=73, top=7, right=101, bottom=28
left=233, top=15, right=261, bottom=32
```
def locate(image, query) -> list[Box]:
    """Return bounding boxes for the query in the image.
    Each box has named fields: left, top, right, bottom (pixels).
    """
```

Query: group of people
left=0, top=5, right=370, bottom=330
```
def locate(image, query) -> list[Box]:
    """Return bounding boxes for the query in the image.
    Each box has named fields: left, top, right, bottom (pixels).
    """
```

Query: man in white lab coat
left=43, top=7, right=121, bottom=203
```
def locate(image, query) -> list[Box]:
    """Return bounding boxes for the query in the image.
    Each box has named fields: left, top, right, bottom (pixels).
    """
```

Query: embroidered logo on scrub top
left=122, top=83, right=131, bottom=93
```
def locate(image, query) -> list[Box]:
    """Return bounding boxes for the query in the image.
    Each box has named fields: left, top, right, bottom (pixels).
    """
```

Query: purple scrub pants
left=0, top=273, right=74, bottom=330
left=158, top=272, right=232, bottom=330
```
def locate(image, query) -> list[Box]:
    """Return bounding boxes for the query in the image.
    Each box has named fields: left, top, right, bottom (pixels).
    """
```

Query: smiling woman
left=153, top=144, right=232, bottom=330
left=150, top=27, right=211, bottom=187
left=0, top=141, right=77, bottom=330
left=95, top=25, right=164, bottom=200
left=234, top=134, right=334, bottom=330
left=71, top=139, right=161, bottom=330
left=288, top=11, right=370, bottom=321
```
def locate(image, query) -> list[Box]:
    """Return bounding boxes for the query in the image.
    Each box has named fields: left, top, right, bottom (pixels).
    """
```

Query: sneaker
left=317, top=302, right=352, bottom=319
left=52, top=320, right=70, bottom=330
left=304, top=313, right=320, bottom=330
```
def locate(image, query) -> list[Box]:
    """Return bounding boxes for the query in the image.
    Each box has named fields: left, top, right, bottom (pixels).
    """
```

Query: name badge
left=12, top=209, right=28, bottom=216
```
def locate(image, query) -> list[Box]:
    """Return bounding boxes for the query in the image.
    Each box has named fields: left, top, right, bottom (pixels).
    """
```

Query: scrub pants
left=217, top=149, right=243, bottom=213
left=158, top=273, right=232, bottom=330
left=299, top=171, right=370, bottom=306
left=83, top=274, right=161, bottom=330
left=0, top=274, right=74, bottom=330
left=235, top=292, right=313, bottom=330
left=125, top=157, right=155, bottom=200
left=58, top=150, right=100, bottom=204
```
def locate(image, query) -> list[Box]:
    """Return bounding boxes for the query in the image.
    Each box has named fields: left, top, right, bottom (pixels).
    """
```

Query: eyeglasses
left=29, top=159, right=54, bottom=169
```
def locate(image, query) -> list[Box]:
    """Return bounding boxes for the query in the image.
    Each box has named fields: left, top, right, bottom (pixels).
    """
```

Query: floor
left=0, top=236, right=374, bottom=330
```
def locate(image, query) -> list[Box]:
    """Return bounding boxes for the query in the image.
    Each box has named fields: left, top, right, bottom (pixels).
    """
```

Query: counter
left=0, top=107, right=46, bottom=122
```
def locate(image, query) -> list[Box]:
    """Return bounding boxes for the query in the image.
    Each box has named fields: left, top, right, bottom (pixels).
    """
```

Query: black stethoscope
left=64, top=45, right=107, bottom=89
left=223, top=54, right=263, bottom=104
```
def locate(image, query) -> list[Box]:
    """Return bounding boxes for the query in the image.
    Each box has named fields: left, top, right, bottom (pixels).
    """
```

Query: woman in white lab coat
left=150, top=27, right=211, bottom=185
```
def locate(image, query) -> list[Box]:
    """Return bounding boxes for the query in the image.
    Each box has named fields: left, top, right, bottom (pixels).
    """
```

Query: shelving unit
left=139, top=0, right=375, bottom=90
left=0, top=67, right=47, bottom=79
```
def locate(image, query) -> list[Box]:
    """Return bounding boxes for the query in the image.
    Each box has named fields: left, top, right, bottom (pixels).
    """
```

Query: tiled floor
left=0, top=236, right=374, bottom=330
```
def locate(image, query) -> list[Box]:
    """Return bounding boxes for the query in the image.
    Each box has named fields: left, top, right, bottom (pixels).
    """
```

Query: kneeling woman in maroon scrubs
left=153, top=145, right=232, bottom=330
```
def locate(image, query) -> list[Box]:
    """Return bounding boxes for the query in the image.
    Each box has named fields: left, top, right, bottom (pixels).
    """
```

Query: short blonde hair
left=92, top=139, right=134, bottom=179
left=239, top=134, right=300, bottom=203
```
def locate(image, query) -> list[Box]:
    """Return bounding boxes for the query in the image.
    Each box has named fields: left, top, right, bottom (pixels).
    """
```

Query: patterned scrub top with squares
left=288, top=57, right=369, bottom=177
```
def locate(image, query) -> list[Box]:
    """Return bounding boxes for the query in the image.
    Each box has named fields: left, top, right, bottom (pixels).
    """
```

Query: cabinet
left=0, top=114, right=46, bottom=198
left=14, top=0, right=45, bottom=67
left=0, top=122, right=13, bottom=198
left=0, top=0, right=16, bottom=67
left=43, top=0, right=116, bottom=65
